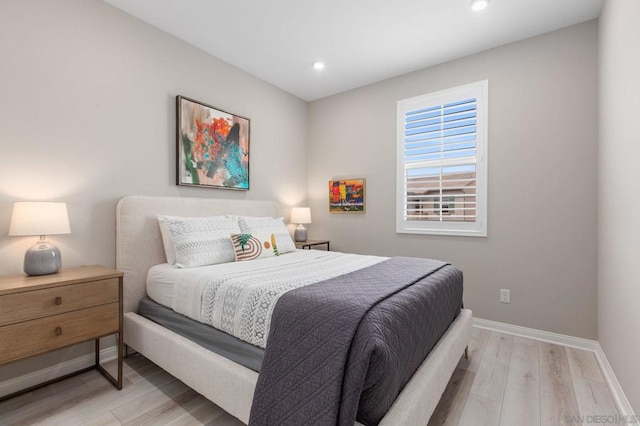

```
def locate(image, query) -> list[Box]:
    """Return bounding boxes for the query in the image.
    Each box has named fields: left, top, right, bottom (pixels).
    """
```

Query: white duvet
left=146, top=250, right=386, bottom=348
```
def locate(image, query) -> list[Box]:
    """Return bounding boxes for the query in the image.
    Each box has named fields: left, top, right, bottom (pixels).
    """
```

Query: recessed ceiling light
left=470, top=0, right=490, bottom=11
left=312, top=61, right=325, bottom=71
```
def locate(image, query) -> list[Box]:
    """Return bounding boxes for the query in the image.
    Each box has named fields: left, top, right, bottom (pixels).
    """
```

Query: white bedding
left=146, top=250, right=386, bottom=348
left=146, top=263, right=178, bottom=307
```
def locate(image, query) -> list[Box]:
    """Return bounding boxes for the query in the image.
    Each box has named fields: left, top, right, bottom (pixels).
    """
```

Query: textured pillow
left=157, top=216, right=177, bottom=264
left=159, top=215, right=241, bottom=268
left=231, top=233, right=280, bottom=261
left=237, top=216, right=296, bottom=254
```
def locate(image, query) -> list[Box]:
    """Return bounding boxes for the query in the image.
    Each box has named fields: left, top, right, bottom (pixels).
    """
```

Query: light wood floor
left=428, top=328, right=620, bottom=426
left=0, top=328, right=620, bottom=425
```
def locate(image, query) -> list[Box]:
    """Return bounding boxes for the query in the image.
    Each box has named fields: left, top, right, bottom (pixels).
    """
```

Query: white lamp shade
left=290, top=207, right=312, bottom=224
left=9, top=202, right=71, bottom=236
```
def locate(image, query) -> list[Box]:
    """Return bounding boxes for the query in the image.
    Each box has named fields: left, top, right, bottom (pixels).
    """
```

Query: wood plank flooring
left=0, top=328, right=620, bottom=425
left=428, top=329, right=620, bottom=426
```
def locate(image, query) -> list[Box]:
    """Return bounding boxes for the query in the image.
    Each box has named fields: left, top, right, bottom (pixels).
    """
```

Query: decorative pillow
left=158, top=215, right=241, bottom=268
left=231, top=232, right=281, bottom=261
left=237, top=216, right=296, bottom=254
left=157, top=216, right=176, bottom=264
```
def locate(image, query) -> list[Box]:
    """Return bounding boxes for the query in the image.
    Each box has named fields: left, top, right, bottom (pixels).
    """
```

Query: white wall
left=0, top=0, right=307, bottom=382
left=598, top=0, right=640, bottom=414
left=0, top=0, right=617, bottom=401
left=308, top=21, right=599, bottom=339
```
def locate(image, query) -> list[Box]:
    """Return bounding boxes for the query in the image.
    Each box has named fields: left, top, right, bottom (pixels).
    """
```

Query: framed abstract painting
left=176, top=96, right=250, bottom=190
left=329, top=178, right=365, bottom=213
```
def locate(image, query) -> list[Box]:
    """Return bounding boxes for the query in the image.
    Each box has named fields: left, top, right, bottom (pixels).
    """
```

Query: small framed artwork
left=176, top=96, right=250, bottom=190
left=329, top=178, right=365, bottom=213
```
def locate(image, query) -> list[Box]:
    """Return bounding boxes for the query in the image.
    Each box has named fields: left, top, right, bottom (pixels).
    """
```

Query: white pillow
left=157, top=216, right=176, bottom=264
left=158, top=215, right=241, bottom=268
left=237, top=216, right=296, bottom=254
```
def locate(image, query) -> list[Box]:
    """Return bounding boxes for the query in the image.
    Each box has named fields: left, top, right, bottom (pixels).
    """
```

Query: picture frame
left=329, top=178, right=365, bottom=213
left=176, top=96, right=250, bottom=190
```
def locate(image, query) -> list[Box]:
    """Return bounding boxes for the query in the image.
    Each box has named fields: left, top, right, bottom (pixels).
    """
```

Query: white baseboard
left=592, top=345, right=637, bottom=419
left=473, top=317, right=601, bottom=351
left=473, top=317, right=636, bottom=419
left=0, top=345, right=118, bottom=398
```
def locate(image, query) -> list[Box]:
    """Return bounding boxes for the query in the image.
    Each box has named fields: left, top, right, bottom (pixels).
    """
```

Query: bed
left=116, top=195, right=472, bottom=425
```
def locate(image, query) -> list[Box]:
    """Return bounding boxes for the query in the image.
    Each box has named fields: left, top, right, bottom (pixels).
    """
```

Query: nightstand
left=295, top=240, right=330, bottom=251
left=0, top=265, right=123, bottom=401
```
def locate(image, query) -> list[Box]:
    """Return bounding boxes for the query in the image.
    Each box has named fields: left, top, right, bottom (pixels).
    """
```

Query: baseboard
left=473, top=317, right=600, bottom=351
left=0, top=345, right=118, bottom=398
left=473, top=317, right=636, bottom=419
left=592, top=345, right=637, bottom=419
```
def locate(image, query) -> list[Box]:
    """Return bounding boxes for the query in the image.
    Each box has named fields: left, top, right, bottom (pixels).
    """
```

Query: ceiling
left=103, top=0, right=603, bottom=101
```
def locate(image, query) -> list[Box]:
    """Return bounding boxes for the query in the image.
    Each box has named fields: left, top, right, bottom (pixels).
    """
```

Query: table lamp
left=290, top=207, right=311, bottom=242
left=9, top=201, right=71, bottom=276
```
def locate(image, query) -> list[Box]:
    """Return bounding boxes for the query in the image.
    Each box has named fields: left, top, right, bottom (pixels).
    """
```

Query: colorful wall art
left=329, top=178, right=365, bottom=213
left=177, top=96, right=250, bottom=190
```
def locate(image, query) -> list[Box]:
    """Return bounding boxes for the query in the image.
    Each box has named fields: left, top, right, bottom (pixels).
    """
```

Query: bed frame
left=116, top=195, right=472, bottom=425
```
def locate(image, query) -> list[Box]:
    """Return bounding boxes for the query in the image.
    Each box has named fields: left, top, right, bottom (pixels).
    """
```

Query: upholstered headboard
left=116, top=195, right=283, bottom=313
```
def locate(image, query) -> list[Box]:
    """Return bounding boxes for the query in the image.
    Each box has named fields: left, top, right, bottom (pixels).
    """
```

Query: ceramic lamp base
left=294, top=225, right=308, bottom=242
left=24, top=238, right=62, bottom=276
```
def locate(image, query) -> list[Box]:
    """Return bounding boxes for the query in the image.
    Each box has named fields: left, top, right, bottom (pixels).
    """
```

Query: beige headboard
left=116, top=195, right=283, bottom=313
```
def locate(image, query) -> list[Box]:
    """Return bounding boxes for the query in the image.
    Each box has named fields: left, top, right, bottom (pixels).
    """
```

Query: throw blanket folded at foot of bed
left=248, top=257, right=464, bottom=426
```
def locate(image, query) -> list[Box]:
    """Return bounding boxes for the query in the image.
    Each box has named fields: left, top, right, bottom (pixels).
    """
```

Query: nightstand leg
left=117, top=331, right=123, bottom=389
left=95, top=336, right=123, bottom=390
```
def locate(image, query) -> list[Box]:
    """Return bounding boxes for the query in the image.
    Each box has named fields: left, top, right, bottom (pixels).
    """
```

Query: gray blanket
left=248, top=257, right=463, bottom=426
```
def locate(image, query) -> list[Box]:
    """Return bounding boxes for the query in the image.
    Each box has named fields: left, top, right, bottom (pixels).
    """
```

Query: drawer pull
left=55, top=297, right=62, bottom=305
left=55, top=327, right=62, bottom=336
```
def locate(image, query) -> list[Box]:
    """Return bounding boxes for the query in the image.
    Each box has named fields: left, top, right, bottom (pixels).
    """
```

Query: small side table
left=296, top=240, right=330, bottom=251
left=0, top=265, right=123, bottom=402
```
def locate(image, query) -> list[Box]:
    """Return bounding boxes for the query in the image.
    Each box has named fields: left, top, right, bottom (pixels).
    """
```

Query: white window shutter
left=396, top=81, right=488, bottom=237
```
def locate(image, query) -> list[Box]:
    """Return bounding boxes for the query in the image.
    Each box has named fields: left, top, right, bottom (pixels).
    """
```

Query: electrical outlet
left=500, top=289, right=510, bottom=304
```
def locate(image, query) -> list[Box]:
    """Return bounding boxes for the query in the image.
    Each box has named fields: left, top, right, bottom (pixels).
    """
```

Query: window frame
left=396, top=80, right=488, bottom=237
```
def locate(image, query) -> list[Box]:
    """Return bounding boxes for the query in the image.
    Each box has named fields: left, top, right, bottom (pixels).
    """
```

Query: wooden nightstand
left=0, top=265, right=123, bottom=401
left=295, top=240, right=330, bottom=251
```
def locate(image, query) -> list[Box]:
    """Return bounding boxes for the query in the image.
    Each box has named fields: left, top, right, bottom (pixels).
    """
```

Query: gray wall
left=307, top=21, right=599, bottom=339
left=598, top=0, right=640, bottom=414
left=0, top=0, right=307, bottom=383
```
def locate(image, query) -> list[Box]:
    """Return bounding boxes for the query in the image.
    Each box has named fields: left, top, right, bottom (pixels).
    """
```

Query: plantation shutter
left=396, top=81, right=488, bottom=236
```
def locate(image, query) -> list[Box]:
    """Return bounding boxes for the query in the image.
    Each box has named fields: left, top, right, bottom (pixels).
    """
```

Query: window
left=435, top=196, right=455, bottom=216
left=396, top=81, right=488, bottom=237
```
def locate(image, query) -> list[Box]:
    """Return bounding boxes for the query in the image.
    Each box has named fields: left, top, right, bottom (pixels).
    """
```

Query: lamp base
left=294, top=225, right=308, bottom=242
left=24, top=238, right=61, bottom=276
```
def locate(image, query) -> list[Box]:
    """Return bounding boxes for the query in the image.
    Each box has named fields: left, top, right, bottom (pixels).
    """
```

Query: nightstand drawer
left=0, top=278, right=119, bottom=326
left=0, top=303, right=119, bottom=364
